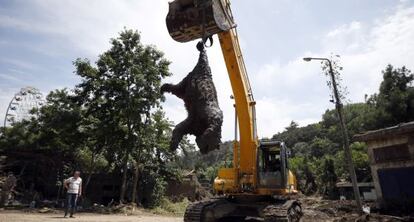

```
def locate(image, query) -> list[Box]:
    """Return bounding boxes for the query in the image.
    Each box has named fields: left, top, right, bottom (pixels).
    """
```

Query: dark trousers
left=65, top=193, right=78, bottom=216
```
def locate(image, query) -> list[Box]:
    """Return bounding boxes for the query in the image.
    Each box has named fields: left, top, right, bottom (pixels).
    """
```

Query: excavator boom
left=167, top=0, right=258, bottom=190
left=217, top=29, right=258, bottom=188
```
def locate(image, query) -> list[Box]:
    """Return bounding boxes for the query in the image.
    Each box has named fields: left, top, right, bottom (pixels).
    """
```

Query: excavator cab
left=258, top=141, right=288, bottom=189
left=166, top=0, right=235, bottom=42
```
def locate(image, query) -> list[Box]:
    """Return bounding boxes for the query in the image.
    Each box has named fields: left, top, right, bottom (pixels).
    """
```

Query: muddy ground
left=0, top=210, right=181, bottom=222
left=0, top=209, right=407, bottom=222
left=299, top=197, right=410, bottom=222
left=0, top=197, right=411, bottom=222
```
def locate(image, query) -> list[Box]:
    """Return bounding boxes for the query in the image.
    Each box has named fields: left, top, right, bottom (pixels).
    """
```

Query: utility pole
left=303, top=57, right=363, bottom=212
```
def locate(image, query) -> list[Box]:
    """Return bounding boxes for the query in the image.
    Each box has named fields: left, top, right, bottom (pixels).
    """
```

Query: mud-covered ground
left=0, top=210, right=181, bottom=222
left=300, top=197, right=410, bottom=222
left=0, top=197, right=411, bottom=222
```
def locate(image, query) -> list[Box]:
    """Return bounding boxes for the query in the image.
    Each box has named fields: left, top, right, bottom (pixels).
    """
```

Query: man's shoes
left=70, top=215, right=75, bottom=218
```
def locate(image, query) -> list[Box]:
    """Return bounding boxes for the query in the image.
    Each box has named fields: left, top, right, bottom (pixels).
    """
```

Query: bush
left=139, top=170, right=167, bottom=208
left=152, top=198, right=189, bottom=216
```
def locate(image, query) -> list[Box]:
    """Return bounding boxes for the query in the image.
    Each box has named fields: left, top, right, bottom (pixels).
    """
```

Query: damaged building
left=354, top=121, right=414, bottom=213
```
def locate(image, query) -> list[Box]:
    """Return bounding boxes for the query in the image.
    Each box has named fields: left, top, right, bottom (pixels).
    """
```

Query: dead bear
left=161, top=41, right=223, bottom=154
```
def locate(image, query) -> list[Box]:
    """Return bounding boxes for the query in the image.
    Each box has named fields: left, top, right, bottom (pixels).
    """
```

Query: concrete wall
left=365, top=133, right=414, bottom=210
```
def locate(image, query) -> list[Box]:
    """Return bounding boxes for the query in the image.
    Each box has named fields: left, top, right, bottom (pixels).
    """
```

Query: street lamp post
left=303, top=57, right=363, bottom=211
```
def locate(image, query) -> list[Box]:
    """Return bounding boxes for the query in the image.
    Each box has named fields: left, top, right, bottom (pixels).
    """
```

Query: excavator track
left=263, top=200, right=302, bottom=222
left=184, top=198, right=225, bottom=222
left=184, top=198, right=302, bottom=222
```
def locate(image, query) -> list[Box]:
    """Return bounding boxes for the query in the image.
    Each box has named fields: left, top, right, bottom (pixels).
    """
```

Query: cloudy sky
left=1, top=0, right=414, bottom=140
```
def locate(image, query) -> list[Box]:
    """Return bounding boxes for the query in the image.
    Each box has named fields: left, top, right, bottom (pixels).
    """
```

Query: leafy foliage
left=368, top=65, right=414, bottom=127
left=73, top=29, right=171, bottom=202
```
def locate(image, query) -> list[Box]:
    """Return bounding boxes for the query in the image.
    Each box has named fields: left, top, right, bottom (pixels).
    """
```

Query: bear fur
left=161, top=42, right=223, bottom=154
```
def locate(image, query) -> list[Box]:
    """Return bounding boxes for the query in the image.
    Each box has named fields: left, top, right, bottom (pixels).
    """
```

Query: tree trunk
left=83, top=153, right=96, bottom=196
left=84, top=172, right=93, bottom=196
left=121, top=71, right=133, bottom=204
left=131, top=160, right=140, bottom=204
left=119, top=153, right=129, bottom=203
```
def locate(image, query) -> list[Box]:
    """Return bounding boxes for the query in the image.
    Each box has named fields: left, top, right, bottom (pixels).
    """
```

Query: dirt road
left=0, top=211, right=181, bottom=222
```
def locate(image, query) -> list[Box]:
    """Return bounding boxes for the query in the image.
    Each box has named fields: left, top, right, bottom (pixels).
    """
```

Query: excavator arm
left=217, top=28, right=258, bottom=191
left=167, top=0, right=259, bottom=192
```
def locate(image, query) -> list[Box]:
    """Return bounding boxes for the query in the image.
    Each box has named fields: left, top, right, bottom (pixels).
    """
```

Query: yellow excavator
left=166, top=0, right=303, bottom=221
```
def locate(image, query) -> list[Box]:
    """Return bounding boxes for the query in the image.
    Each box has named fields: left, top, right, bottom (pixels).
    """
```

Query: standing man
left=64, top=171, right=82, bottom=218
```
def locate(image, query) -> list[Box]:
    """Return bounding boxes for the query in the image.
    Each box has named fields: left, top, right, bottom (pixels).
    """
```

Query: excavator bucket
left=166, top=0, right=235, bottom=42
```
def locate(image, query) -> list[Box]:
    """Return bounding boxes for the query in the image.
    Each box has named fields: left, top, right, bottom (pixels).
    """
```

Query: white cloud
left=0, top=1, right=172, bottom=56
left=256, top=97, right=321, bottom=138
left=241, top=5, right=414, bottom=138
left=327, top=21, right=362, bottom=38
left=0, top=58, right=39, bottom=71
left=0, top=73, right=22, bottom=82
left=1, top=1, right=414, bottom=143
left=337, top=6, right=414, bottom=103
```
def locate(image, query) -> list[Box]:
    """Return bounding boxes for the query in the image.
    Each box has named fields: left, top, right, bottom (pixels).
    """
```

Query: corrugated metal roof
left=353, top=121, right=414, bottom=141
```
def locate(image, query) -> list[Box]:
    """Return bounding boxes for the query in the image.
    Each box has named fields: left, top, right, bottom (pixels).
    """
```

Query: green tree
left=272, top=122, right=323, bottom=155
left=288, top=156, right=317, bottom=194
left=318, top=157, right=338, bottom=199
left=334, top=142, right=370, bottom=182
left=309, top=137, right=336, bottom=158
left=74, top=29, right=171, bottom=203
left=37, top=89, right=83, bottom=155
left=368, top=65, right=414, bottom=127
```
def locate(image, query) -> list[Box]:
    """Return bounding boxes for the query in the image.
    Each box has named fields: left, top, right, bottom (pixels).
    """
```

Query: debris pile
left=38, top=207, right=57, bottom=213
left=86, top=203, right=147, bottom=215
left=161, top=42, right=223, bottom=154
left=300, top=197, right=414, bottom=222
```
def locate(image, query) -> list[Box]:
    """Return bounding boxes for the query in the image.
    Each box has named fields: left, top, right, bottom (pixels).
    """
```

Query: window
left=373, top=144, right=410, bottom=163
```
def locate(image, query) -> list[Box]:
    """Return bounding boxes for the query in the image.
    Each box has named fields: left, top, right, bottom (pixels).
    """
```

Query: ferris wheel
left=3, top=87, right=45, bottom=128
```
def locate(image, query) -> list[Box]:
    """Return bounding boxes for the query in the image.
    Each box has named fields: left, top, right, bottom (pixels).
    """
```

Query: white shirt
left=66, top=177, right=82, bottom=194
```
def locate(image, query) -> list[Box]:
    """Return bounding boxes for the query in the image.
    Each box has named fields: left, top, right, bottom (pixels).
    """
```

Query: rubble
left=38, top=207, right=54, bottom=213
left=161, top=41, right=223, bottom=154
left=299, top=196, right=414, bottom=222
left=87, top=202, right=144, bottom=215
